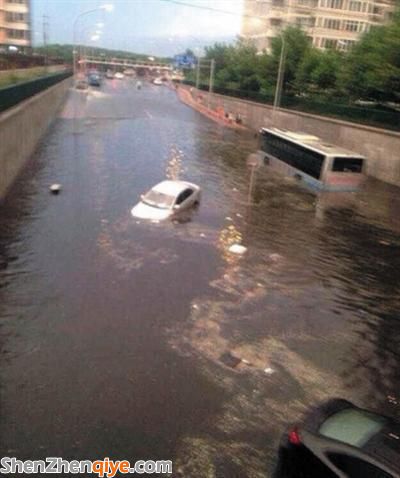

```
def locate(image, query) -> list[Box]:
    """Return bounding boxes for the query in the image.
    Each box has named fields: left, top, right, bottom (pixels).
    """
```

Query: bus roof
left=260, top=127, right=366, bottom=158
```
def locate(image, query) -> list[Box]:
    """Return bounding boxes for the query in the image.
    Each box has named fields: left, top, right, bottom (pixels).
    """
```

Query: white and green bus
left=257, top=128, right=366, bottom=192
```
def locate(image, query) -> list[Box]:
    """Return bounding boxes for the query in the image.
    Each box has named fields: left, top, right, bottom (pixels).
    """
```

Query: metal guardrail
left=0, top=70, right=72, bottom=114
left=183, top=80, right=400, bottom=132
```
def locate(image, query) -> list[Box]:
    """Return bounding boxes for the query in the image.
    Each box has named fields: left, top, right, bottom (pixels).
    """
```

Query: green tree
left=205, top=39, right=262, bottom=91
left=311, top=50, right=342, bottom=92
left=340, top=11, right=400, bottom=101
left=294, top=48, right=322, bottom=93
left=270, top=26, right=311, bottom=94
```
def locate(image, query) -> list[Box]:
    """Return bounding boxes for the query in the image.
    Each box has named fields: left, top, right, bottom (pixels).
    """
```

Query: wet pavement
left=1, top=78, right=400, bottom=477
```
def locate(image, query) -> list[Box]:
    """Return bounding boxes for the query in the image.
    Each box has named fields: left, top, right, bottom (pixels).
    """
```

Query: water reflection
left=165, top=145, right=185, bottom=181
left=0, top=80, right=400, bottom=476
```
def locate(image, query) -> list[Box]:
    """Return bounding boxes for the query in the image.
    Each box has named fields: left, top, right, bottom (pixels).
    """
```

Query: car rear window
left=319, top=409, right=386, bottom=448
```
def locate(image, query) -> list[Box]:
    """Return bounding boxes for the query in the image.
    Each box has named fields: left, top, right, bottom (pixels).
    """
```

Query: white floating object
left=192, top=304, right=199, bottom=310
left=264, top=367, right=275, bottom=375
left=49, top=184, right=62, bottom=194
left=225, top=216, right=233, bottom=221
left=270, top=253, right=283, bottom=262
left=228, top=243, right=247, bottom=255
left=200, top=233, right=206, bottom=238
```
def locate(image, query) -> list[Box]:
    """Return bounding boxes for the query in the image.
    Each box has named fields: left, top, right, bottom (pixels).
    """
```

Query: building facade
left=0, top=0, right=31, bottom=53
left=241, top=0, right=395, bottom=51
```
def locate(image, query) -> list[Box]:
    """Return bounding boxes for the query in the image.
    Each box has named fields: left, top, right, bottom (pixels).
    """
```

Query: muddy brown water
left=0, top=80, right=400, bottom=477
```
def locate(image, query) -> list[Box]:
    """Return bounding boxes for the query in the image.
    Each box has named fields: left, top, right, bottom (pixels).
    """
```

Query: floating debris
left=379, top=240, right=391, bottom=246
left=49, top=184, right=62, bottom=194
left=269, top=253, right=283, bottom=262
left=225, top=216, right=233, bottom=221
left=200, top=233, right=206, bottom=238
left=219, top=352, right=242, bottom=369
left=264, top=367, right=275, bottom=375
left=236, top=213, right=243, bottom=218
left=241, top=358, right=251, bottom=365
left=228, top=244, right=247, bottom=255
left=192, top=303, right=199, bottom=310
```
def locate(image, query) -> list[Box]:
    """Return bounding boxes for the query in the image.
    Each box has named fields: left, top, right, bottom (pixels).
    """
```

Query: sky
left=32, top=0, right=244, bottom=56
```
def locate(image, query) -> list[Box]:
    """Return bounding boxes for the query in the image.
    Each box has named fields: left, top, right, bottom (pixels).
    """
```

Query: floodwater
left=0, top=79, right=400, bottom=477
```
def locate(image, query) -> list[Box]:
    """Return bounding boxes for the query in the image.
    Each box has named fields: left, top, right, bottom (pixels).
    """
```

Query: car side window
left=176, top=189, right=193, bottom=205
left=327, top=453, right=393, bottom=478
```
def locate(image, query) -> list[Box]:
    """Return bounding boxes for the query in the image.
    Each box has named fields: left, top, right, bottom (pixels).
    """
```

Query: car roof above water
left=152, top=180, right=197, bottom=196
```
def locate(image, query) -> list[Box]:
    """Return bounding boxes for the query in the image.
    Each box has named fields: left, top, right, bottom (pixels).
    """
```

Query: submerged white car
left=131, top=180, right=201, bottom=221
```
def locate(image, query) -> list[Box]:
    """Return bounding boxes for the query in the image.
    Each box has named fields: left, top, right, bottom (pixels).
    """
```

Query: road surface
left=0, top=78, right=400, bottom=477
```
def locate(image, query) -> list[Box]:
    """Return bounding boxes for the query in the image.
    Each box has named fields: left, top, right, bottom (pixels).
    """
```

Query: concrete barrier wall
left=189, top=87, right=400, bottom=187
left=0, top=78, right=71, bottom=200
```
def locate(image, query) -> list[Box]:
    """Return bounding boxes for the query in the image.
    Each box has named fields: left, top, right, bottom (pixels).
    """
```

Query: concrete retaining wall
left=0, top=77, right=71, bottom=200
left=190, top=87, right=400, bottom=187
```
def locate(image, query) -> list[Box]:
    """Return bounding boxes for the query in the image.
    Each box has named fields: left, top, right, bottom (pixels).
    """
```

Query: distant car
left=114, top=72, right=124, bottom=79
left=88, top=74, right=101, bottom=87
left=274, top=399, right=400, bottom=478
left=153, top=78, right=163, bottom=85
left=131, top=180, right=201, bottom=221
left=75, top=79, right=88, bottom=90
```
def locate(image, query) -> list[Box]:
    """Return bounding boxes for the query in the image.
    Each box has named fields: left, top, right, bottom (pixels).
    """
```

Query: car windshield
left=142, top=190, right=176, bottom=209
left=319, top=409, right=387, bottom=448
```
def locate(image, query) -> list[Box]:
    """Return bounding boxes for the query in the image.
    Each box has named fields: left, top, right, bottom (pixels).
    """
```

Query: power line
left=158, top=0, right=268, bottom=21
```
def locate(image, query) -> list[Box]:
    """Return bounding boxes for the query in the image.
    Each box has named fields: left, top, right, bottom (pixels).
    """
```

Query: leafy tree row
left=34, top=44, right=170, bottom=65
left=190, top=10, right=400, bottom=104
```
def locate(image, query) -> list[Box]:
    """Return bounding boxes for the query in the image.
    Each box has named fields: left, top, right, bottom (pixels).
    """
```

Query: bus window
left=261, top=131, right=325, bottom=179
left=332, top=157, right=363, bottom=173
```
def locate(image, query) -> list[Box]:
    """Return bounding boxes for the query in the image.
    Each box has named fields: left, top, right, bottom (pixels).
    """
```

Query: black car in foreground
left=275, top=399, right=400, bottom=478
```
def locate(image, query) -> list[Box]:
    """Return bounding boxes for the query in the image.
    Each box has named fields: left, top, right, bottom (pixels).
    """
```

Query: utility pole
left=207, top=58, right=215, bottom=110
left=195, top=57, right=200, bottom=89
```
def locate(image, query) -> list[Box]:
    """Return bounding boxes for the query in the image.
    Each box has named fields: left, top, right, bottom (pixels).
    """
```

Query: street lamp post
left=273, top=35, right=286, bottom=114
left=207, top=58, right=215, bottom=110
left=72, top=4, right=113, bottom=133
left=195, top=57, right=200, bottom=89
left=77, top=27, right=103, bottom=73
left=72, top=4, right=113, bottom=83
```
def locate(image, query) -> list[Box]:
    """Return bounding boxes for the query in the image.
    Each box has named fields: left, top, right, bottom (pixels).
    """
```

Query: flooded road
left=1, top=79, right=400, bottom=477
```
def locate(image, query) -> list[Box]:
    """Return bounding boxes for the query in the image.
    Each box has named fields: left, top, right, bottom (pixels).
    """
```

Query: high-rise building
left=0, top=0, right=31, bottom=53
left=241, top=0, right=395, bottom=52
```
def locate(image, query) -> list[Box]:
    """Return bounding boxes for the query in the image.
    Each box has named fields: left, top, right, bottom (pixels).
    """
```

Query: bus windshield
left=332, top=157, right=364, bottom=173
